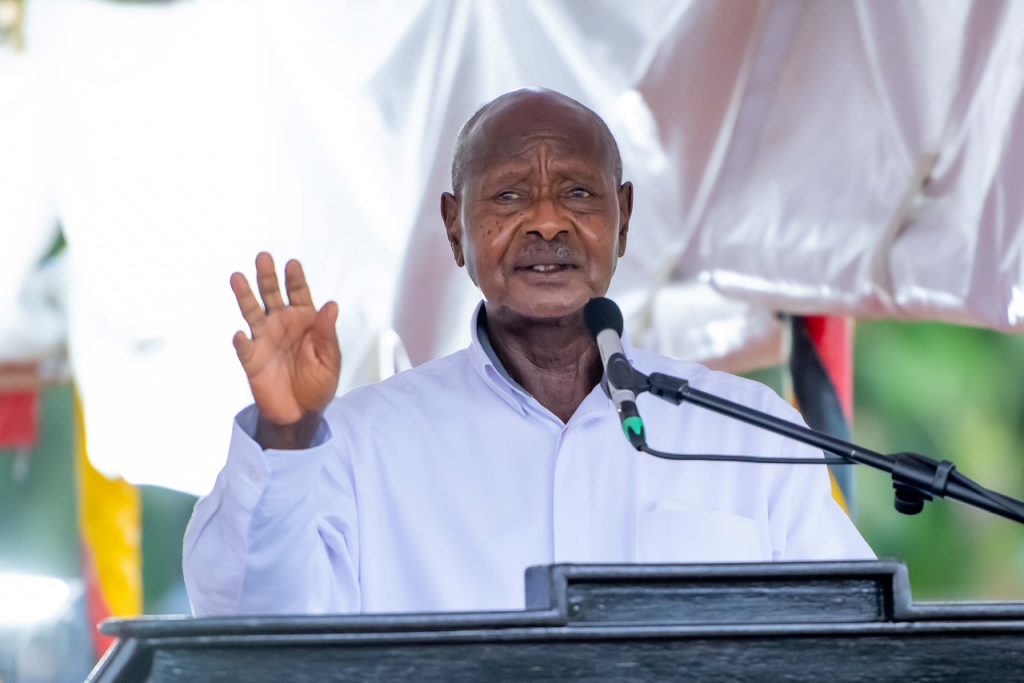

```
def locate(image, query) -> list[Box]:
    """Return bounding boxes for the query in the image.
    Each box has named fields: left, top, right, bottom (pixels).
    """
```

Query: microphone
left=583, top=297, right=646, bottom=449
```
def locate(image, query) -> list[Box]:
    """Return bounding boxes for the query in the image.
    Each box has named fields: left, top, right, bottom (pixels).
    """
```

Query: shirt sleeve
left=182, top=403, right=361, bottom=615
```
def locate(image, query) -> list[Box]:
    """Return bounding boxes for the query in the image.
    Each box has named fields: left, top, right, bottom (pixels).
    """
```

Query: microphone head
left=584, top=297, right=624, bottom=338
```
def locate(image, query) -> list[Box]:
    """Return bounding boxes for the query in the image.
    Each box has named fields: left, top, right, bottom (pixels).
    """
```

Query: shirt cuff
left=224, top=404, right=335, bottom=513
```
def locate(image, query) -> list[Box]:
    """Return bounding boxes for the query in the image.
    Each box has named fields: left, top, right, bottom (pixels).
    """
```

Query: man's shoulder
left=326, top=348, right=476, bottom=418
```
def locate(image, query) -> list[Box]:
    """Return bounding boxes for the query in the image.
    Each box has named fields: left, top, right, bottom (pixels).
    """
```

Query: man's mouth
left=517, top=263, right=577, bottom=274
left=523, top=264, right=573, bottom=273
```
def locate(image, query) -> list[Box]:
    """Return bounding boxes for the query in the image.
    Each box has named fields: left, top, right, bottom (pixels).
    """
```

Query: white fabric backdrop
left=1, top=0, right=1021, bottom=494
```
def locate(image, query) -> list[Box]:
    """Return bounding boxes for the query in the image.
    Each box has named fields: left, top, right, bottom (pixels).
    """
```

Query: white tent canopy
left=1, top=0, right=1022, bottom=494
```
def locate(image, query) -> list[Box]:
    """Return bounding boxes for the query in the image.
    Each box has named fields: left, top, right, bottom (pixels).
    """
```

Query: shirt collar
left=467, top=301, right=639, bottom=418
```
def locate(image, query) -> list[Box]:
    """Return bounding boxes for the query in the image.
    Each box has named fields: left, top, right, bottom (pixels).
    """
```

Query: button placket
left=551, top=421, right=595, bottom=563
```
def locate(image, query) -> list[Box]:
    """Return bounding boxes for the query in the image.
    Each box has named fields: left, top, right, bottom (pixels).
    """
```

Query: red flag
left=0, top=363, right=40, bottom=449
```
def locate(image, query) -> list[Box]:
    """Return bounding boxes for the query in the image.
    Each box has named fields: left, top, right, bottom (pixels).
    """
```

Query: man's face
left=442, top=93, right=632, bottom=322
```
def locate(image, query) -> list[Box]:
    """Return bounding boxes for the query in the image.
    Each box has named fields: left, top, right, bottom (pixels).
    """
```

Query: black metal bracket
left=628, top=368, right=1024, bottom=525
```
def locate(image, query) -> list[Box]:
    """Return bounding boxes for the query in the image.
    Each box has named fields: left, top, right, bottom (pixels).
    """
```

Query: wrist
left=255, top=411, right=323, bottom=450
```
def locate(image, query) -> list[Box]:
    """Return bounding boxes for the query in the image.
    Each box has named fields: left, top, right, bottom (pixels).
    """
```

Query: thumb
left=233, top=330, right=255, bottom=365
left=312, top=301, right=341, bottom=365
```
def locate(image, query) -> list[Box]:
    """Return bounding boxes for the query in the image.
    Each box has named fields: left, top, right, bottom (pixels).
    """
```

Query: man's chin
left=485, top=294, right=591, bottom=324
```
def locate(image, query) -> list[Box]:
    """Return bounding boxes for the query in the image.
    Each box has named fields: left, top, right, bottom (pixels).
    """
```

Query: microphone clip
left=607, top=364, right=697, bottom=407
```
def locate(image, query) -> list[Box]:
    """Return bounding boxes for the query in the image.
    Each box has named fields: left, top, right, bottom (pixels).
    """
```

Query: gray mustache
left=518, top=240, right=574, bottom=264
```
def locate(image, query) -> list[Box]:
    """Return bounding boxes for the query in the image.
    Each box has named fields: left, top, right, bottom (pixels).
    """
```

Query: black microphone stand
left=618, top=365, right=1024, bottom=526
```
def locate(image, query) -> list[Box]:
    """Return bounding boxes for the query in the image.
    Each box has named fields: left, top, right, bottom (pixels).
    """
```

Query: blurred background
left=2, top=0, right=1023, bottom=680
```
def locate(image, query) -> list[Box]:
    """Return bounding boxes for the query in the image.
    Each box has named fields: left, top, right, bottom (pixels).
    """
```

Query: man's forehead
left=481, top=90, right=594, bottom=125
left=465, top=94, right=611, bottom=176
left=479, top=130, right=605, bottom=170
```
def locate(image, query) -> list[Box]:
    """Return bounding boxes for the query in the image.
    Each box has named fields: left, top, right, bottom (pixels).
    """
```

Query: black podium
left=88, top=561, right=1024, bottom=681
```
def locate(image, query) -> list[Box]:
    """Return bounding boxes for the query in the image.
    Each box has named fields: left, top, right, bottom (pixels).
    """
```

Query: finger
left=284, top=259, right=314, bottom=307
left=255, top=252, right=285, bottom=311
left=230, top=272, right=265, bottom=333
left=232, top=330, right=255, bottom=366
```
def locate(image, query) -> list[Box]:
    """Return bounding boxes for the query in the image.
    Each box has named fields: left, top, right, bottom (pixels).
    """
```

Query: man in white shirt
left=184, top=88, right=874, bottom=617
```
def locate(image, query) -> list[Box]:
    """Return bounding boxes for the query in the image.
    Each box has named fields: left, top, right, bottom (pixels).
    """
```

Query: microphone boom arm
left=635, top=370, right=1024, bottom=526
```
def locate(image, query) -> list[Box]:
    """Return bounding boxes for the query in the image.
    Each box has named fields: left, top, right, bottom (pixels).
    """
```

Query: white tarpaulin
left=700, top=0, right=1024, bottom=326
left=1, top=0, right=1022, bottom=494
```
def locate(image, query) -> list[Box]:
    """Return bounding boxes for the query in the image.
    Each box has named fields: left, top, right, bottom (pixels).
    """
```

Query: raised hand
left=231, top=252, right=341, bottom=449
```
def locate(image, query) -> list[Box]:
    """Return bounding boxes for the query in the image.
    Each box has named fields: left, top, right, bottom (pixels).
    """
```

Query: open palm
left=231, top=253, right=341, bottom=428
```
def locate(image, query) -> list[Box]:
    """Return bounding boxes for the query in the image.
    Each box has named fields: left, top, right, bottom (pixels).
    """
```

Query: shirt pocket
left=636, top=501, right=764, bottom=563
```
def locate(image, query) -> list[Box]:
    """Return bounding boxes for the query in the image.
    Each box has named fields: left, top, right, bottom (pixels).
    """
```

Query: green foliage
left=854, top=321, right=1024, bottom=600
left=0, top=385, right=80, bottom=578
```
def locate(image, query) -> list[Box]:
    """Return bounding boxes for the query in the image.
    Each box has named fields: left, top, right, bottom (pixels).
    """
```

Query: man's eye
left=496, top=190, right=520, bottom=201
left=567, top=187, right=593, bottom=199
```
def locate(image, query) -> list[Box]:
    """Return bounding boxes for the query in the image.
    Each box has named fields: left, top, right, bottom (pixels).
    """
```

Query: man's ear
left=440, top=192, right=465, bottom=267
left=616, top=181, right=633, bottom=257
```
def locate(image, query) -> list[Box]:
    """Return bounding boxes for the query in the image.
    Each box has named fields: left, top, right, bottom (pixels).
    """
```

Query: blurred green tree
left=854, top=321, right=1024, bottom=600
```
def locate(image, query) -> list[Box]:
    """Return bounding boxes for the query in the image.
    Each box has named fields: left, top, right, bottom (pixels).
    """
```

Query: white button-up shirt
left=184, top=308, right=874, bottom=616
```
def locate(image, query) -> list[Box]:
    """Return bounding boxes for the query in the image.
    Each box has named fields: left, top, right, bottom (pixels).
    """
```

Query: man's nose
left=525, top=196, right=569, bottom=241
